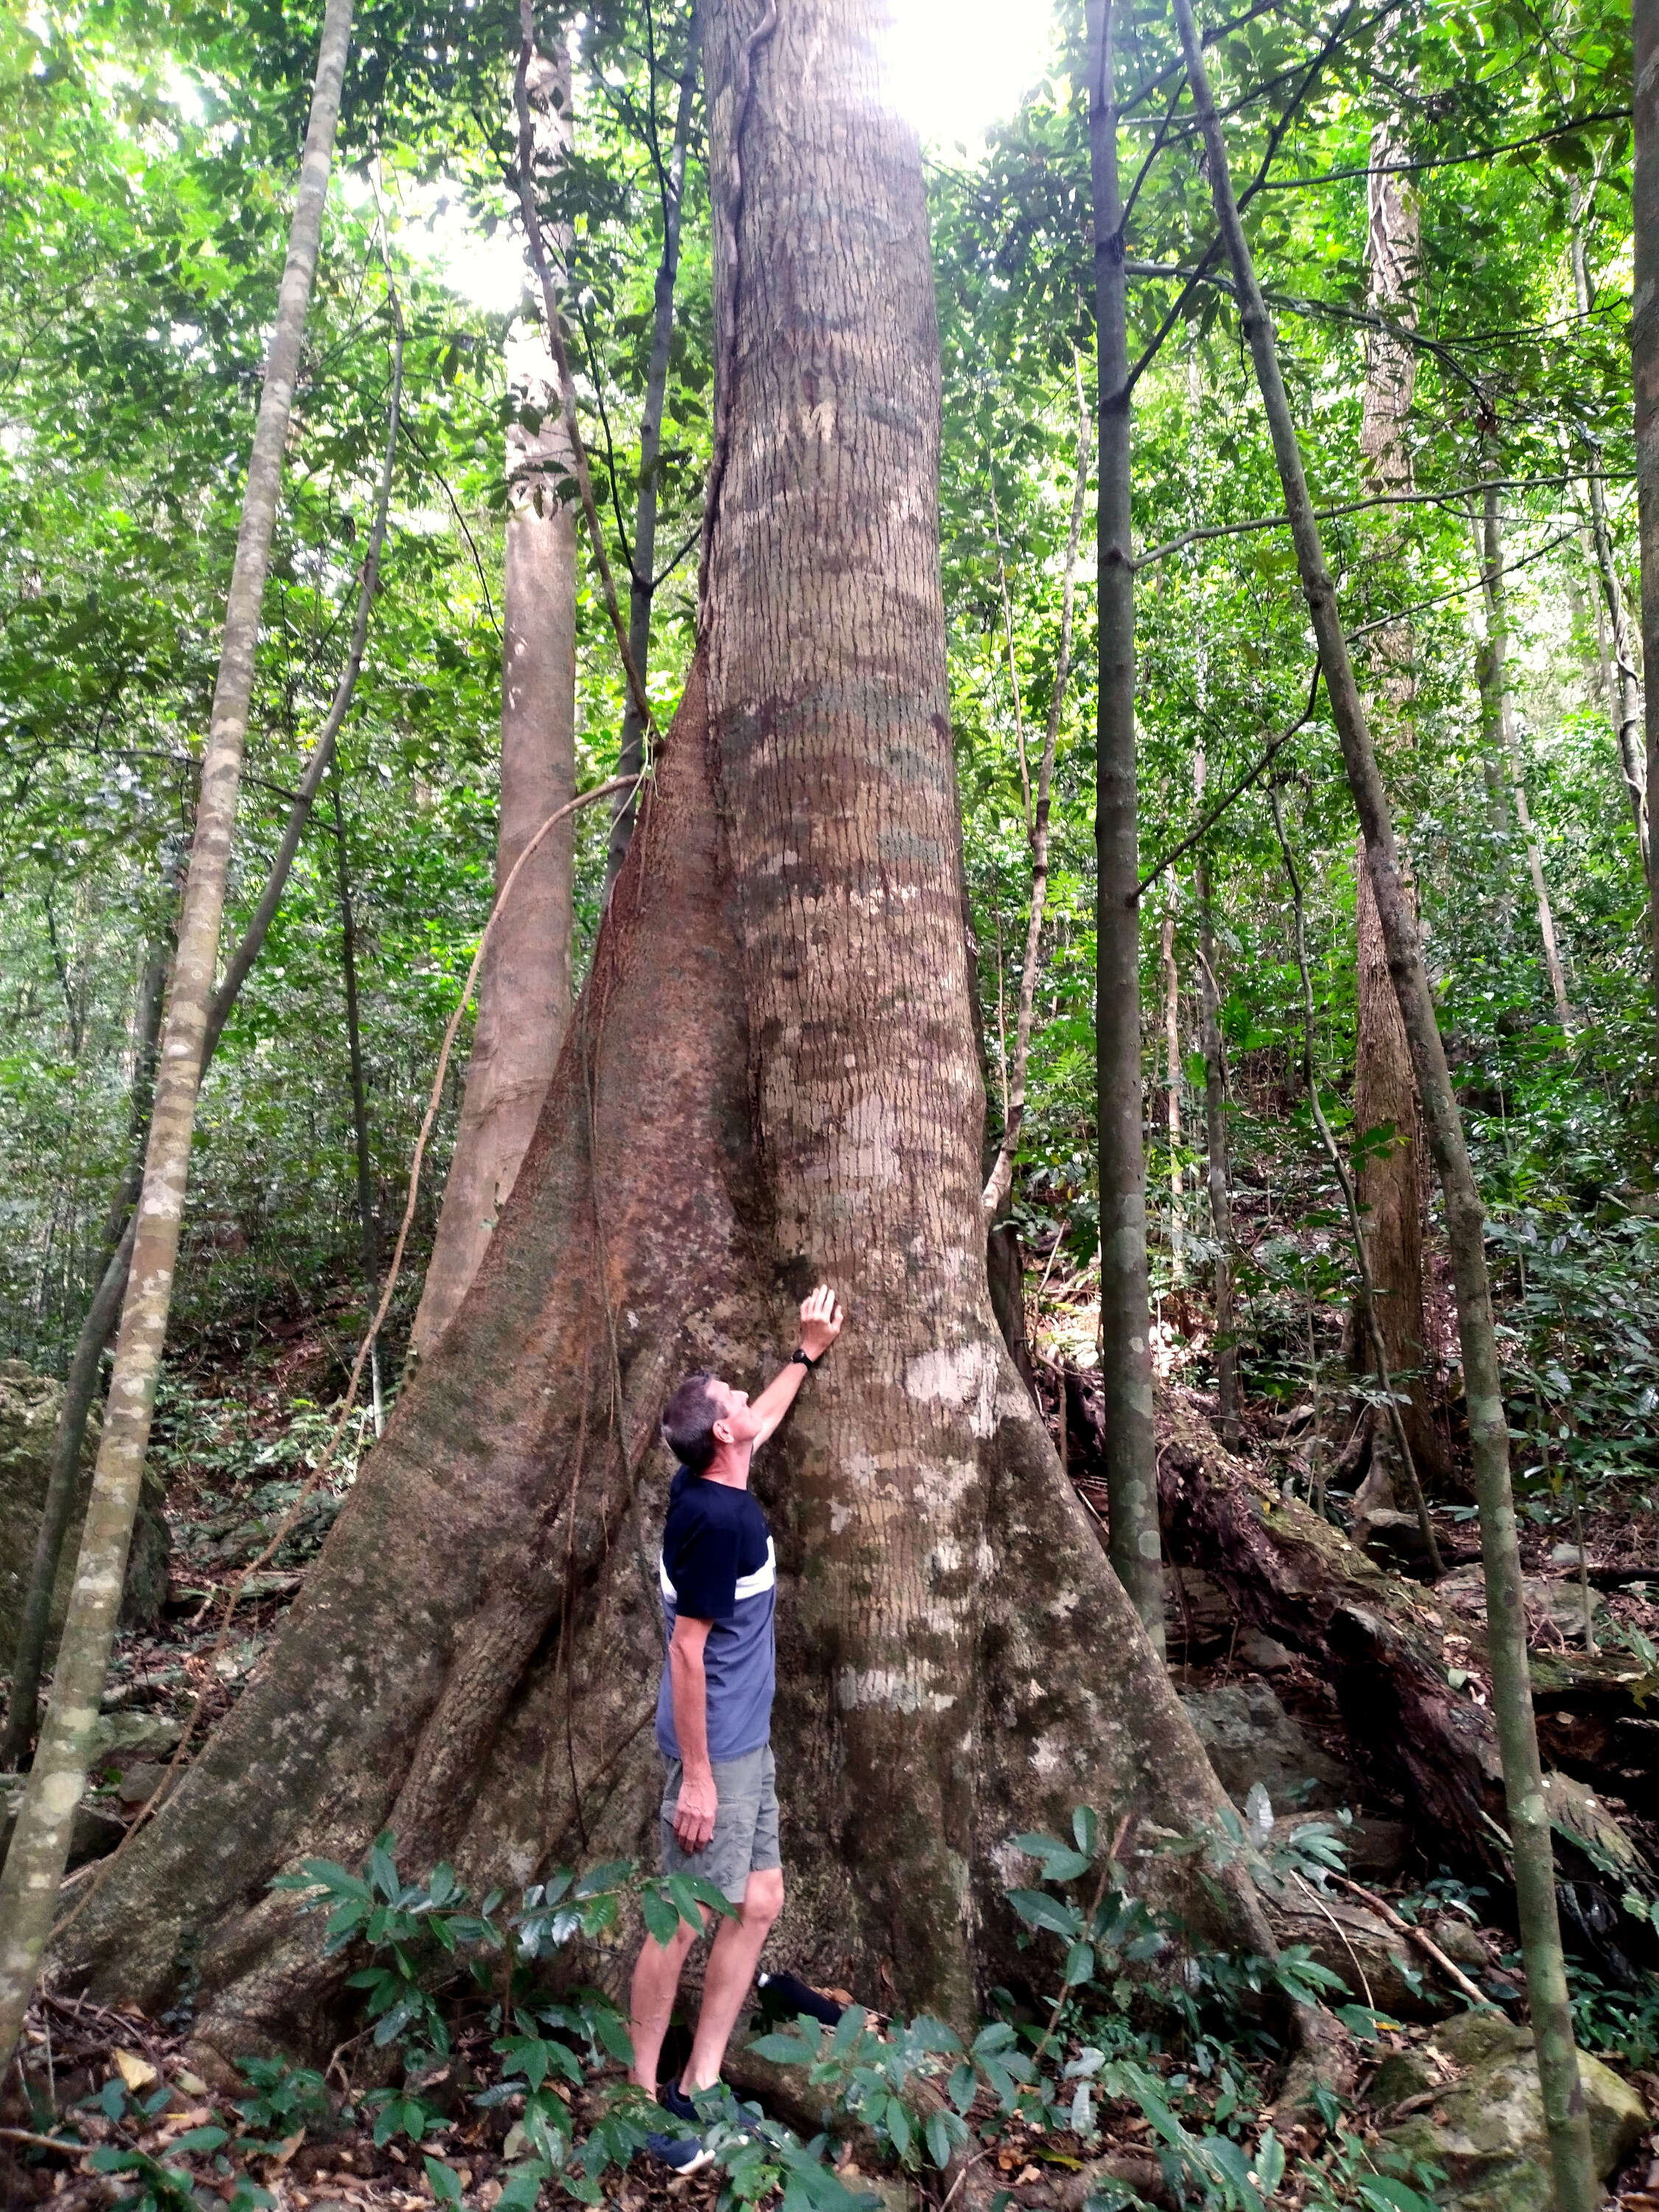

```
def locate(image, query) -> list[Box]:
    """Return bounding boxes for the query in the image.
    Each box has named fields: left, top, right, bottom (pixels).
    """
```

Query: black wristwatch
left=790, top=1347, right=821, bottom=1371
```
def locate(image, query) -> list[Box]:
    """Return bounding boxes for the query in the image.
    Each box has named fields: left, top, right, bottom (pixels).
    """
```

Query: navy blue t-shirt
left=654, top=1466, right=776, bottom=1763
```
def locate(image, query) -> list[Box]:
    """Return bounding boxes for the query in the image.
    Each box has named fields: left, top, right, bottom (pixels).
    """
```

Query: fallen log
left=1117, top=1385, right=1659, bottom=1961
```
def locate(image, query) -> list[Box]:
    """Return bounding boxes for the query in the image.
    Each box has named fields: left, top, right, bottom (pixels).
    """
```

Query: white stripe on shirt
left=659, top=1536, right=776, bottom=1607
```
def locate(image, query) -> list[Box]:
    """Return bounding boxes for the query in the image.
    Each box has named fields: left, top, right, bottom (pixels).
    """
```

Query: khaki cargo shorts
left=659, top=1742, right=780, bottom=1905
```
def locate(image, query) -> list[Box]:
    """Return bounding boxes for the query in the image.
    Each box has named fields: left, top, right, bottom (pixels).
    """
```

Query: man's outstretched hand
left=799, top=1284, right=844, bottom=1361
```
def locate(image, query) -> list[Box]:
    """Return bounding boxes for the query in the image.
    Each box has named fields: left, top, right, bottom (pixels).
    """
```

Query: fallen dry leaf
left=114, top=2048, right=158, bottom=2093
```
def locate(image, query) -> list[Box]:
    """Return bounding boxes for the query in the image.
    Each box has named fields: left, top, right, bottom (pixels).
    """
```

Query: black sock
left=756, top=1969, right=844, bottom=2028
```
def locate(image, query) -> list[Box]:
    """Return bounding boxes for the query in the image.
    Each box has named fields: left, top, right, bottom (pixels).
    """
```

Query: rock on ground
left=0, top=1360, right=170, bottom=1666
left=1378, top=2007, right=1648, bottom=2212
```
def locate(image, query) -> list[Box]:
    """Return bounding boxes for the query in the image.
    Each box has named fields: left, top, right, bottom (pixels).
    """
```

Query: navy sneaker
left=644, top=2112, right=714, bottom=2174
left=664, top=2077, right=784, bottom=2151
left=756, top=1969, right=845, bottom=2028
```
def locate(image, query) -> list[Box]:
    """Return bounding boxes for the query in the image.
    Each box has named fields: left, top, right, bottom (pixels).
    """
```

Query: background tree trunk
left=602, top=1, right=703, bottom=905
left=330, top=764, right=386, bottom=1434
left=1161, top=900, right=1183, bottom=1289
left=0, top=931, right=171, bottom=1768
left=1350, top=113, right=1441, bottom=1503
left=51, top=0, right=1263, bottom=2062
left=1477, top=484, right=1572, bottom=1029
left=0, top=304, right=401, bottom=1769
left=1088, top=0, right=1164, bottom=1650
left=1175, top=9, right=1598, bottom=2199
left=0, top=0, right=356, bottom=2072
left=409, top=36, right=577, bottom=1357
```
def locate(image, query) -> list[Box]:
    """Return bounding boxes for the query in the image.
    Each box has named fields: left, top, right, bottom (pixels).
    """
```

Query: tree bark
left=1475, top=484, right=1572, bottom=1029
left=1350, top=111, right=1439, bottom=1500
left=49, top=0, right=1266, bottom=2062
left=330, top=765, right=385, bottom=1434
left=0, top=298, right=401, bottom=1773
left=1088, top=0, right=1164, bottom=1652
left=410, top=37, right=578, bottom=1357
left=1173, top=9, right=1598, bottom=2202
left=603, top=1, right=704, bottom=904
left=1634, top=0, right=1659, bottom=1058
left=0, top=0, right=355, bottom=2074
left=0, top=934, right=170, bottom=1770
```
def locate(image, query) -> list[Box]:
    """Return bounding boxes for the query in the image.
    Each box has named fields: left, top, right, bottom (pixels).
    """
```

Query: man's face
left=707, top=1375, right=763, bottom=1449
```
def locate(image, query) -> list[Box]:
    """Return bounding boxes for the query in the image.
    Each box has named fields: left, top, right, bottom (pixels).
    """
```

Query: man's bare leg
left=681, top=1869, right=784, bottom=2093
left=627, top=1914, right=703, bottom=2096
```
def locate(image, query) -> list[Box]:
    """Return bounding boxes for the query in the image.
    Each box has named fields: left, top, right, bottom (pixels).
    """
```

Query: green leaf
left=169, top=2124, right=229, bottom=2152
left=926, top=2109, right=953, bottom=2168
left=641, top=1888, right=681, bottom=1947
left=886, top=2095, right=912, bottom=2161
left=1071, top=1806, right=1098, bottom=1857
left=1005, top=1888, right=1083, bottom=1938
left=368, top=1833, right=400, bottom=1901
left=424, top=2154, right=464, bottom=2205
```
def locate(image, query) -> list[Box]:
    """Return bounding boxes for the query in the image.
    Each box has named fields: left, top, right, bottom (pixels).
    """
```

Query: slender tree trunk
left=1270, top=791, right=1441, bottom=1579
left=50, top=0, right=1271, bottom=2059
left=0, top=0, right=355, bottom=2070
left=981, top=370, right=1090, bottom=1218
left=1088, top=0, right=1163, bottom=1650
left=0, top=306, right=400, bottom=1769
left=1174, top=10, right=1598, bottom=2203
left=1575, top=222, right=1651, bottom=891
left=0, top=934, right=170, bottom=1770
left=603, top=2, right=703, bottom=903
left=1193, top=772, right=1237, bottom=1445
left=1161, top=901, right=1183, bottom=1288
left=330, top=767, right=385, bottom=1435
left=410, top=38, right=577, bottom=1357
left=1476, top=484, right=1572, bottom=1028
left=1350, top=108, right=1439, bottom=1500
left=1188, top=354, right=1237, bottom=1444
left=1634, top=0, right=1659, bottom=1058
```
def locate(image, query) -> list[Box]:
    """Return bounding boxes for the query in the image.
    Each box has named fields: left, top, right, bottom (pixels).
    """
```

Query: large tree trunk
left=0, top=0, right=356, bottom=2071
left=1350, top=116, right=1441, bottom=1502
left=52, top=0, right=1257, bottom=2063
left=410, top=40, right=577, bottom=1357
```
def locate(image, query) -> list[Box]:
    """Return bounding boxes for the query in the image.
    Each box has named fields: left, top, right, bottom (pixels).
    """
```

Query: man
left=629, top=1284, right=844, bottom=2170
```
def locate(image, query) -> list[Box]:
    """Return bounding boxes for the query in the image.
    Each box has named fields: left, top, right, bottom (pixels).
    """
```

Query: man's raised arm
left=750, top=1285, right=845, bottom=1446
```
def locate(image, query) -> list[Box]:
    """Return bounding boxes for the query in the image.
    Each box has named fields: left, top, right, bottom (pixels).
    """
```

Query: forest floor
left=10, top=1311, right=1659, bottom=2210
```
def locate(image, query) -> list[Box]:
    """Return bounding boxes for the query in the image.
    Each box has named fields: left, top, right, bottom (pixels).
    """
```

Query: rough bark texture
left=1635, top=0, right=1659, bottom=1050
left=0, top=0, right=355, bottom=2073
left=1352, top=115, right=1439, bottom=1500
left=1175, top=8, right=1596, bottom=2199
left=1088, top=0, right=1164, bottom=1649
left=410, top=41, right=577, bottom=1357
left=49, top=0, right=1255, bottom=2064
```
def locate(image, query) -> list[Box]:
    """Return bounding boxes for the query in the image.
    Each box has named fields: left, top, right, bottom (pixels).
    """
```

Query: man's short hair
left=661, top=1371, right=723, bottom=1472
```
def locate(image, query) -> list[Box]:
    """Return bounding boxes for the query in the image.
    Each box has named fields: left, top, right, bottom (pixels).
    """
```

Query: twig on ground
left=1332, top=1874, right=1498, bottom=2010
